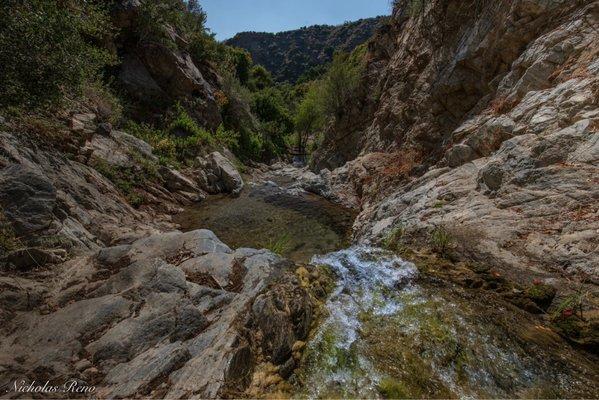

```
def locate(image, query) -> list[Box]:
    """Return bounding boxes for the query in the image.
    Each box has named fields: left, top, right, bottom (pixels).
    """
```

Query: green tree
left=0, top=0, right=114, bottom=109
left=248, top=65, right=274, bottom=91
left=320, top=51, right=364, bottom=119
left=294, top=83, right=325, bottom=153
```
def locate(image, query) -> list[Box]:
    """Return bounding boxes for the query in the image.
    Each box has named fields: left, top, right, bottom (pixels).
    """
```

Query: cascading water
left=297, top=247, right=598, bottom=399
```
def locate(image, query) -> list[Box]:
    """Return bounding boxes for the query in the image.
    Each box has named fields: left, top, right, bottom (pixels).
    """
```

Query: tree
left=321, top=52, right=363, bottom=119
left=248, top=65, right=274, bottom=91
left=0, top=0, right=114, bottom=109
left=294, top=84, right=325, bottom=154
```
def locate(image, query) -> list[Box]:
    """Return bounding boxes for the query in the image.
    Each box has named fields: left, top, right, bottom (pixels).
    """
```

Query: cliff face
left=226, top=17, right=384, bottom=82
left=315, top=0, right=597, bottom=168
left=310, top=0, right=599, bottom=287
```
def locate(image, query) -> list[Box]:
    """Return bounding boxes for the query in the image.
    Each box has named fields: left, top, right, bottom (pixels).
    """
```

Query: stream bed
left=297, top=247, right=599, bottom=399
left=176, top=177, right=599, bottom=398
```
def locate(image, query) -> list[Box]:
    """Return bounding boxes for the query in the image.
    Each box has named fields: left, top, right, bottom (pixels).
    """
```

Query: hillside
left=226, top=17, right=385, bottom=82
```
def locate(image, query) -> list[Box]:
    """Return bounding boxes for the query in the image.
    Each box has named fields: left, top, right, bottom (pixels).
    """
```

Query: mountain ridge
left=226, top=16, right=386, bottom=82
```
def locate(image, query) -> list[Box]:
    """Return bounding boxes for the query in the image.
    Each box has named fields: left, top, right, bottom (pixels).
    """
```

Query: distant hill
left=225, top=17, right=386, bottom=83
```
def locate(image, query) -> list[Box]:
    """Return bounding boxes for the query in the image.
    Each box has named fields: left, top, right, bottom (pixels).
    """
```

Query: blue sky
left=201, top=0, right=392, bottom=40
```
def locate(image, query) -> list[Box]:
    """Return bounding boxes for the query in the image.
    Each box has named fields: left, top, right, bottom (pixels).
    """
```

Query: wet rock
left=250, top=274, right=313, bottom=364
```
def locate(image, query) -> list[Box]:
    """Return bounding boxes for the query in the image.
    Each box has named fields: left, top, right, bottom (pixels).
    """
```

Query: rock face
left=0, top=230, right=313, bottom=398
left=310, top=0, right=599, bottom=291
left=111, top=1, right=222, bottom=130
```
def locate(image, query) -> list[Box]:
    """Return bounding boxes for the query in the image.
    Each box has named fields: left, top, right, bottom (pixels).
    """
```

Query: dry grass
left=488, top=96, right=518, bottom=115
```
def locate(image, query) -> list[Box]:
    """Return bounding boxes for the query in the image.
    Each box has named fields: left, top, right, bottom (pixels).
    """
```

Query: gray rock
left=445, top=144, right=475, bottom=168
left=478, top=163, right=504, bottom=192
left=0, top=165, right=57, bottom=236
left=199, top=152, right=244, bottom=196
left=96, top=122, right=112, bottom=136
left=159, top=166, right=201, bottom=194
left=101, top=342, right=190, bottom=398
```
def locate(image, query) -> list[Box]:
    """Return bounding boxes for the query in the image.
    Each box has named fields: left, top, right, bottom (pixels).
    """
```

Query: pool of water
left=174, top=181, right=356, bottom=263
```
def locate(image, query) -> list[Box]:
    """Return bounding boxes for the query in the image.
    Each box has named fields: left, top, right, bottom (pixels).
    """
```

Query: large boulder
left=196, top=152, right=244, bottom=196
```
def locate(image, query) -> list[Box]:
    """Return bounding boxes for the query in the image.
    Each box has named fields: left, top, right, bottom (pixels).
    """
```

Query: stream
left=176, top=176, right=599, bottom=399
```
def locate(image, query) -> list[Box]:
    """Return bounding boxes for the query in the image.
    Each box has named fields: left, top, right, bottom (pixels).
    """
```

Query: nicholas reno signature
left=5, top=379, right=96, bottom=395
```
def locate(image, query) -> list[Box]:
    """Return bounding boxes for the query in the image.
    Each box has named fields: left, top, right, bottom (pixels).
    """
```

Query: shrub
left=248, top=65, right=274, bottom=91
left=215, top=124, right=240, bottom=152
left=82, top=80, right=123, bottom=124
left=92, top=158, right=154, bottom=209
left=295, top=83, right=326, bottom=154
left=0, top=0, right=115, bottom=109
left=378, top=377, right=410, bottom=399
left=0, top=209, right=18, bottom=253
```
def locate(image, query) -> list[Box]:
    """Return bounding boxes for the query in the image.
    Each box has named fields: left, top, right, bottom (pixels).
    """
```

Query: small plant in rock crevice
left=429, top=226, right=453, bottom=256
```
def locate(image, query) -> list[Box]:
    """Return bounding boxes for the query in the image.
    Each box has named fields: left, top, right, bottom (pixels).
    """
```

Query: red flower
left=533, top=279, right=542, bottom=285
left=562, top=308, right=574, bottom=317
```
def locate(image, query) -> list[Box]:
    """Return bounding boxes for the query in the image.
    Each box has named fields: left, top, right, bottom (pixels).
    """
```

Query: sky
left=201, top=0, right=393, bottom=41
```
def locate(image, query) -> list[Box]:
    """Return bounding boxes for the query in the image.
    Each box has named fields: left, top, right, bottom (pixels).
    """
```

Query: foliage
left=92, top=159, right=147, bottom=208
left=248, top=65, right=274, bottom=91
left=382, top=225, right=405, bottom=253
left=82, top=79, right=123, bottom=124
left=261, top=233, right=292, bottom=256
left=225, top=17, right=383, bottom=83
left=294, top=83, right=326, bottom=153
left=215, top=124, right=240, bottom=152
left=0, top=209, right=18, bottom=253
left=168, top=103, right=214, bottom=145
left=0, top=0, right=115, bottom=109
left=320, top=50, right=365, bottom=120
left=378, top=377, right=410, bottom=399
left=429, top=226, right=453, bottom=255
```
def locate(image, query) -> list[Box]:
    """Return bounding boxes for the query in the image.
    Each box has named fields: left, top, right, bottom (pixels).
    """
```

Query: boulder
left=445, top=144, right=475, bottom=168
left=0, top=165, right=57, bottom=235
left=478, top=162, right=504, bottom=192
left=96, top=122, right=112, bottom=136
left=197, top=152, right=244, bottom=196
left=159, top=166, right=202, bottom=194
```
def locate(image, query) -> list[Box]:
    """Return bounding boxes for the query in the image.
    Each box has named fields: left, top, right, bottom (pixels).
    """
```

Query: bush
left=0, top=209, right=18, bottom=254
left=215, top=124, right=240, bottom=152
left=0, top=0, right=115, bottom=109
left=295, top=83, right=326, bottom=153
